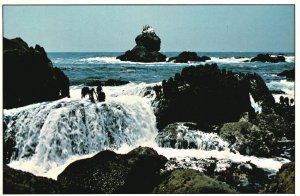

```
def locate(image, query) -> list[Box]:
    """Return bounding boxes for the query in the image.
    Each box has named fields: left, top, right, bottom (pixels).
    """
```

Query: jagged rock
left=277, top=69, right=295, bottom=80
left=219, top=119, right=276, bottom=157
left=154, top=64, right=256, bottom=129
left=250, top=54, right=285, bottom=63
left=153, top=169, right=237, bottom=193
left=3, top=165, right=61, bottom=194
left=85, top=79, right=129, bottom=86
left=262, top=162, right=295, bottom=193
left=117, top=26, right=166, bottom=62
left=168, top=51, right=211, bottom=63
left=242, top=73, right=275, bottom=109
left=57, top=146, right=168, bottom=193
left=3, top=37, right=70, bottom=109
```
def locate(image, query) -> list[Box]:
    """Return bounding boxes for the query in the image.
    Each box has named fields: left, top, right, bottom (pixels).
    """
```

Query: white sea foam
left=79, top=57, right=122, bottom=64
left=207, top=57, right=251, bottom=64
left=267, top=79, right=295, bottom=103
left=4, top=82, right=290, bottom=180
left=250, top=94, right=262, bottom=113
left=285, top=56, right=295, bottom=63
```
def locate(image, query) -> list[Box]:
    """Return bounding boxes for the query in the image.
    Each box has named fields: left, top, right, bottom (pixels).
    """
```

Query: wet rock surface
left=57, top=147, right=167, bottom=193
left=277, top=69, right=295, bottom=80
left=153, top=169, right=237, bottom=193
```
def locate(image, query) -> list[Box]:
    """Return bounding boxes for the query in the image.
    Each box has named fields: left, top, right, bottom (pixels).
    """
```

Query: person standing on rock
left=96, top=84, right=106, bottom=102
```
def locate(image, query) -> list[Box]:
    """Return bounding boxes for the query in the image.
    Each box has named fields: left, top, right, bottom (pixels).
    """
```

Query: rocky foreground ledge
left=3, top=146, right=294, bottom=194
left=3, top=37, right=70, bottom=109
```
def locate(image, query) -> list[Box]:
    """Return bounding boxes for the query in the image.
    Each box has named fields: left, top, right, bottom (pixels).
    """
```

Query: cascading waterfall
left=4, top=82, right=290, bottom=180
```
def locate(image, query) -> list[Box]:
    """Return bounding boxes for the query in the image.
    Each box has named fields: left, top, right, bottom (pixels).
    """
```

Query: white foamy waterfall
left=4, top=82, right=289, bottom=180
left=249, top=93, right=262, bottom=113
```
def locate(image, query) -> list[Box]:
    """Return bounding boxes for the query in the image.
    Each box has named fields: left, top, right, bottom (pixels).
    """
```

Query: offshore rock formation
left=168, top=51, right=211, bottom=63
left=117, top=25, right=166, bottom=62
left=57, top=147, right=168, bottom=193
left=84, top=79, right=130, bottom=86
left=3, top=37, right=70, bottom=109
left=277, top=69, right=295, bottom=80
left=250, top=54, right=285, bottom=63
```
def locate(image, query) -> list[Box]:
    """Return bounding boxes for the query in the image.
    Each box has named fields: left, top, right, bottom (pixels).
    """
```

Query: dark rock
left=219, top=119, right=277, bottom=157
left=3, top=165, right=61, bottom=194
left=155, top=64, right=257, bottom=129
left=3, top=37, right=70, bottom=109
left=254, top=103, right=295, bottom=141
left=85, top=79, right=129, bottom=86
left=3, top=123, right=16, bottom=164
left=57, top=146, right=168, bottom=193
left=135, top=29, right=161, bottom=52
left=153, top=169, right=237, bottom=193
left=277, top=69, right=295, bottom=80
left=250, top=54, right=285, bottom=63
left=168, top=51, right=211, bottom=63
left=263, top=162, right=295, bottom=193
left=117, top=26, right=166, bottom=62
left=243, top=73, right=275, bottom=109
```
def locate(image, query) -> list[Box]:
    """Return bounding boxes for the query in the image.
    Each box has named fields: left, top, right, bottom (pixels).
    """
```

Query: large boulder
left=3, top=37, right=70, bottom=109
left=153, top=169, right=237, bottom=193
left=117, top=26, right=166, bottom=62
left=277, top=69, right=295, bottom=80
left=262, top=162, right=295, bottom=193
left=154, top=64, right=256, bottom=129
left=57, top=146, right=168, bottom=193
left=3, top=165, right=61, bottom=194
left=219, top=119, right=276, bottom=157
left=168, top=51, right=211, bottom=63
left=250, top=54, right=285, bottom=63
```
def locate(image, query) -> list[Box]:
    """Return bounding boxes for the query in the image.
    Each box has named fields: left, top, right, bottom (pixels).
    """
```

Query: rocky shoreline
left=3, top=36, right=295, bottom=193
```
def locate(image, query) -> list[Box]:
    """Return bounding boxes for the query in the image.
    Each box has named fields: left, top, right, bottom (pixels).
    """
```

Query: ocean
left=4, top=52, right=295, bottom=180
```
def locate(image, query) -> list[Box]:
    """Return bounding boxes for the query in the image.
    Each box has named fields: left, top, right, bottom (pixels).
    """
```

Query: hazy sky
left=3, top=5, right=294, bottom=52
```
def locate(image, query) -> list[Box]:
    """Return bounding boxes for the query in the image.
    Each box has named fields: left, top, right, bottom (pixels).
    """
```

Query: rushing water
left=4, top=52, right=294, bottom=180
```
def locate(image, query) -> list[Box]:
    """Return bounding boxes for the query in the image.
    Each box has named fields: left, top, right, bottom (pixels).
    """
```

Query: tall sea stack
left=117, top=25, right=166, bottom=62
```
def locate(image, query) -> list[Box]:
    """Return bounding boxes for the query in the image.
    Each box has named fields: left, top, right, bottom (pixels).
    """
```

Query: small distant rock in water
left=277, top=69, right=295, bottom=80
left=250, top=54, right=285, bottom=63
left=168, top=51, right=211, bottom=63
left=117, top=25, right=166, bottom=62
left=85, top=79, right=129, bottom=86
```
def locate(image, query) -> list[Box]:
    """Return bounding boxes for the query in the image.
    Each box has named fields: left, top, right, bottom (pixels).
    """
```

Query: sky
left=3, top=5, right=295, bottom=52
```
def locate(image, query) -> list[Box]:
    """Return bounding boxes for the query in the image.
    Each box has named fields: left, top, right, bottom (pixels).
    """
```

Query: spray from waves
left=156, top=123, right=229, bottom=151
left=4, top=82, right=290, bottom=180
left=5, top=94, right=157, bottom=179
left=267, top=79, right=295, bottom=103
left=250, top=94, right=262, bottom=113
left=208, top=57, right=251, bottom=64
